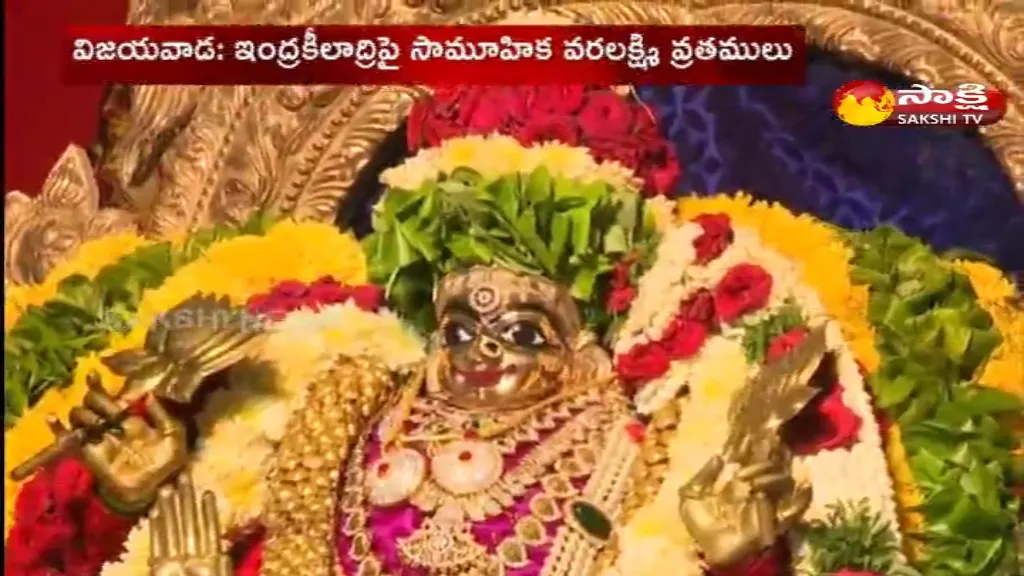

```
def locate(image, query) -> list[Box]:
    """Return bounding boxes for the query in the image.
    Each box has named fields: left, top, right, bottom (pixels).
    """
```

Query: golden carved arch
left=4, top=0, right=1022, bottom=286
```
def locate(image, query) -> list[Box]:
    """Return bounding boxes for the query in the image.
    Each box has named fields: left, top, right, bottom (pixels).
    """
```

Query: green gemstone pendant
left=565, top=498, right=614, bottom=545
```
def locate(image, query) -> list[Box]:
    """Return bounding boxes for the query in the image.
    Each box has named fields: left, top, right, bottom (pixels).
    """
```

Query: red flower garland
left=5, top=459, right=135, bottom=576
left=614, top=215, right=743, bottom=391
left=246, top=276, right=384, bottom=319
left=406, top=85, right=682, bottom=197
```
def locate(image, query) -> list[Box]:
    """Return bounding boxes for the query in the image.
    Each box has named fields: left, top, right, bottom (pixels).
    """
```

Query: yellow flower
left=5, top=220, right=367, bottom=540
left=5, top=233, right=152, bottom=331
left=953, top=260, right=1023, bottom=398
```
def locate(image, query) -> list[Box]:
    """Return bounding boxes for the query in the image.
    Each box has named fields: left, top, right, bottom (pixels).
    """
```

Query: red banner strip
left=65, top=25, right=807, bottom=86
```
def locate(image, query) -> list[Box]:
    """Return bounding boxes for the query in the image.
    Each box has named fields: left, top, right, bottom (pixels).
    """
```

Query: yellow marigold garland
left=675, top=193, right=926, bottom=558
left=4, top=220, right=367, bottom=539
left=4, top=233, right=153, bottom=331
left=952, top=260, right=1023, bottom=398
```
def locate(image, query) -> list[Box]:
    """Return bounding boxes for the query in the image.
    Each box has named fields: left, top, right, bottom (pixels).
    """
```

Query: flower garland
left=672, top=195, right=1021, bottom=574
left=406, top=85, right=681, bottom=196
left=4, top=233, right=152, bottom=331
left=4, top=220, right=366, bottom=539
left=609, top=213, right=900, bottom=576
left=379, top=134, right=640, bottom=193
left=99, top=278, right=425, bottom=576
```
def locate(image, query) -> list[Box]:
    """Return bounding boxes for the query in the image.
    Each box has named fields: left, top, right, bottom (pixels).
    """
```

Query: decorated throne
left=4, top=2, right=1022, bottom=576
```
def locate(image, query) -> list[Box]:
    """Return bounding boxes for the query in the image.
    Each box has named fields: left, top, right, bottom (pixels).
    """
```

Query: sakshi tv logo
left=832, top=81, right=1008, bottom=127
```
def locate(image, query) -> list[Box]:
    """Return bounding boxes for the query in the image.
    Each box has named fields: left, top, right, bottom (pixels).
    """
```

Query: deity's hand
left=149, top=475, right=233, bottom=576
left=48, top=375, right=189, bottom=511
left=677, top=448, right=812, bottom=569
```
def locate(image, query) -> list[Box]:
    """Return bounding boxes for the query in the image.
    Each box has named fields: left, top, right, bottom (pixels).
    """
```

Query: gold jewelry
left=365, top=447, right=427, bottom=506
left=429, top=439, right=504, bottom=495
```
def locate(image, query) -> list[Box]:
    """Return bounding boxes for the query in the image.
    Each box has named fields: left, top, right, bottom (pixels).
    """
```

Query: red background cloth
left=4, top=0, right=128, bottom=195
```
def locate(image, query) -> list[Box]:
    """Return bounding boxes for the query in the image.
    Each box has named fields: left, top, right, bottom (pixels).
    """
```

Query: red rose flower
left=783, top=383, right=863, bottom=456
left=713, top=264, right=774, bottom=323
left=307, top=278, right=352, bottom=306
left=633, top=105, right=658, bottom=135
left=271, top=280, right=308, bottom=298
left=588, top=135, right=643, bottom=171
left=692, top=213, right=735, bottom=264
left=349, top=285, right=384, bottom=312
left=766, top=326, right=810, bottom=363
left=606, top=285, right=637, bottom=314
left=578, top=91, right=636, bottom=139
left=245, top=293, right=273, bottom=314
left=677, top=288, right=717, bottom=330
left=517, top=115, right=580, bottom=147
left=418, top=116, right=462, bottom=149
left=638, top=139, right=681, bottom=197
left=531, top=85, right=587, bottom=115
left=616, top=342, right=671, bottom=388
left=662, top=319, right=708, bottom=360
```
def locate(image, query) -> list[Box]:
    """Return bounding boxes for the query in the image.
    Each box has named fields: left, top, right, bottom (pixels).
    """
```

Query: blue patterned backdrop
left=338, top=49, right=1023, bottom=273
left=637, top=49, right=1023, bottom=272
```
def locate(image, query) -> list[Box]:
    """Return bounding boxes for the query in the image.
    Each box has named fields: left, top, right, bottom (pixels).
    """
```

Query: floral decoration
left=4, top=219, right=366, bottom=539
left=611, top=208, right=899, bottom=576
left=98, top=277, right=423, bottom=576
left=4, top=233, right=153, bottom=332
left=5, top=458, right=135, bottom=576
left=380, top=134, right=640, bottom=193
left=406, top=86, right=681, bottom=196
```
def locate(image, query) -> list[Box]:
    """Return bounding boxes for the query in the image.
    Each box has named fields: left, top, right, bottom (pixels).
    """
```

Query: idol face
left=433, top=303, right=573, bottom=411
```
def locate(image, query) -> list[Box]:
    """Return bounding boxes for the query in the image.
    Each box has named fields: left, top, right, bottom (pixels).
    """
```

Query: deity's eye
left=501, top=321, right=547, bottom=348
left=442, top=321, right=475, bottom=346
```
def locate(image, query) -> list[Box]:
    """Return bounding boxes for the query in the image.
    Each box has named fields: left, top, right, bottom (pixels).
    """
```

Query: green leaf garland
left=363, top=168, right=660, bottom=333
left=849, top=225, right=1021, bottom=576
left=3, top=214, right=275, bottom=427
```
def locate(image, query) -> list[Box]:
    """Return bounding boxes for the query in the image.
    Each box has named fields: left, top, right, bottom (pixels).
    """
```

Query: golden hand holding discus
left=149, top=475, right=233, bottom=576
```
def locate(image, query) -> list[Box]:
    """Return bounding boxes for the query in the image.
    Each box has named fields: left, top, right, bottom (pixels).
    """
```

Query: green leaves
left=4, top=214, right=276, bottom=427
left=804, top=499, right=900, bottom=574
left=740, top=299, right=805, bottom=364
left=848, top=226, right=1020, bottom=576
left=363, top=168, right=659, bottom=333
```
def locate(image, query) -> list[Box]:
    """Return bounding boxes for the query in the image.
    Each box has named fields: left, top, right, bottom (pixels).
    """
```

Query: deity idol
left=14, top=260, right=824, bottom=576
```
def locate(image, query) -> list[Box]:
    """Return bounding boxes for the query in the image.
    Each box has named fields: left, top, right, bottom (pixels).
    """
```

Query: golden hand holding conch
left=678, top=447, right=812, bottom=568
left=678, top=325, right=825, bottom=567
left=148, top=475, right=233, bottom=576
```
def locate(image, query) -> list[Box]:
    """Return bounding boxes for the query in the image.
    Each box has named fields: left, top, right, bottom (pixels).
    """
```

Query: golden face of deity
left=429, top=268, right=582, bottom=411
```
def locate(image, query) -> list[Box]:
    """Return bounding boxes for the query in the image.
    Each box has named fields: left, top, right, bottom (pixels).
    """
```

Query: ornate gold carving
left=6, top=0, right=1022, bottom=285
left=4, top=145, right=137, bottom=285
